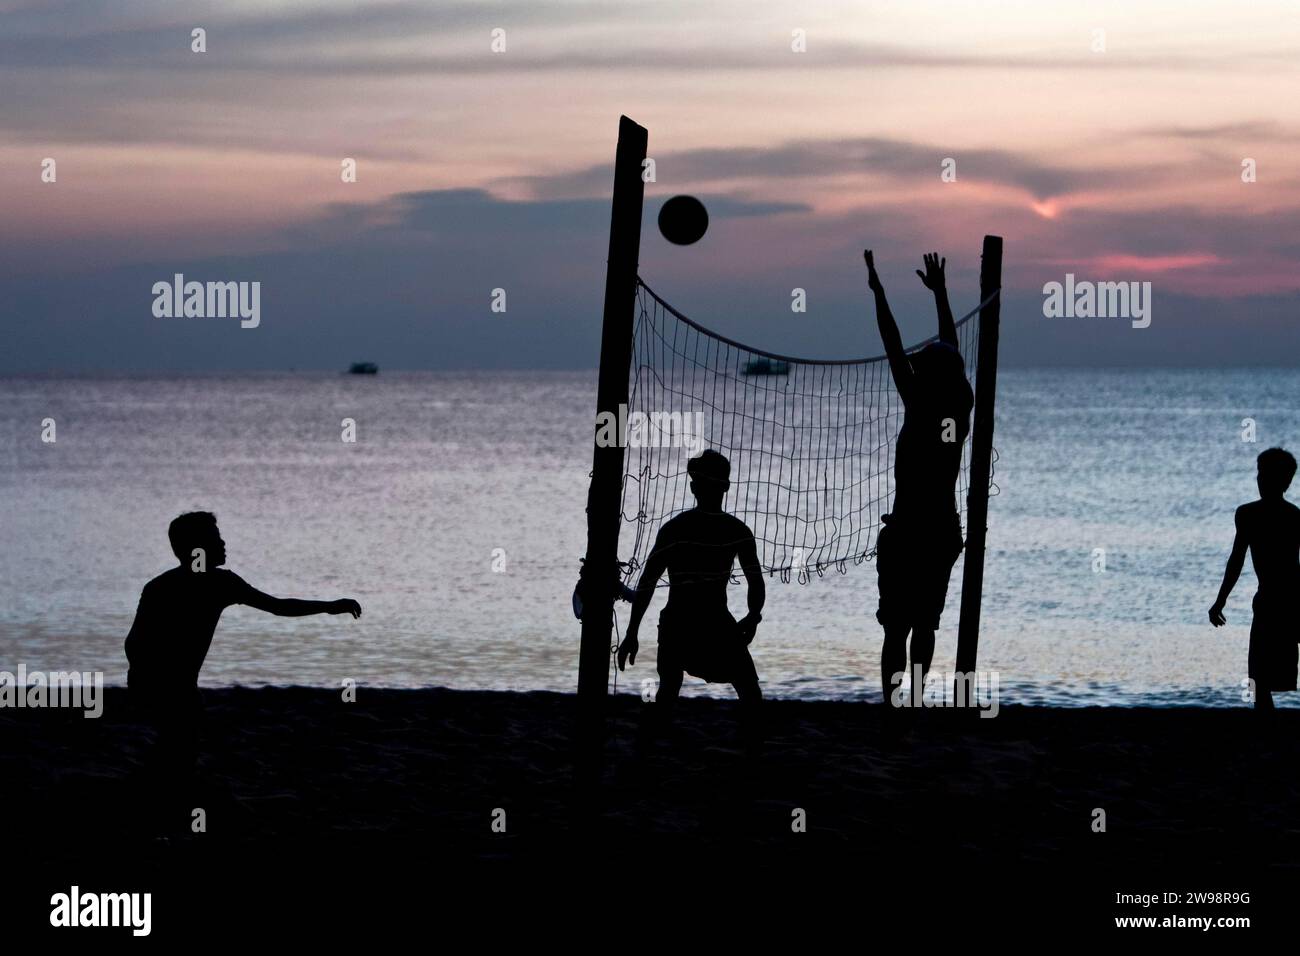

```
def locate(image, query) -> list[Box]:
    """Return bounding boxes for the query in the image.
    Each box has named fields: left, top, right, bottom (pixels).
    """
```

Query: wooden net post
left=955, top=234, right=1003, bottom=679
left=578, top=116, right=648, bottom=713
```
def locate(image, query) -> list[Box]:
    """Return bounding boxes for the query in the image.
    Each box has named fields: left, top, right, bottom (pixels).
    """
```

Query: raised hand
left=916, top=252, right=946, bottom=291
left=863, top=249, right=882, bottom=291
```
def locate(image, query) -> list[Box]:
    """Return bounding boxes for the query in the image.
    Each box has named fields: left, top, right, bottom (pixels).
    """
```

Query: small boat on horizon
left=348, top=362, right=379, bottom=375
left=741, top=357, right=790, bottom=376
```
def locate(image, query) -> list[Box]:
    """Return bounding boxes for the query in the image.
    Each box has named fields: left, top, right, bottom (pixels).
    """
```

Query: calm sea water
left=2, top=369, right=1297, bottom=707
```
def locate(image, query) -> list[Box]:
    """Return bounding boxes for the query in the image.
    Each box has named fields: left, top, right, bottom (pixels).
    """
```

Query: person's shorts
left=1249, top=593, right=1299, bottom=692
left=875, top=512, right=964, bottom=631
left=657, top=608, right=757, bottom=685
left=128, top=671, right=203, bottom=725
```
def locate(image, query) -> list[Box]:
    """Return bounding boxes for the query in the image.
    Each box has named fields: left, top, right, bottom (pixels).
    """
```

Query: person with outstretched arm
left=125, top=511, right=361, bottom=826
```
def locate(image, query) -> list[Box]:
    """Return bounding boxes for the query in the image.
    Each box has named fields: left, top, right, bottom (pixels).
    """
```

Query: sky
left=2, top=0, right=1298, bottom=371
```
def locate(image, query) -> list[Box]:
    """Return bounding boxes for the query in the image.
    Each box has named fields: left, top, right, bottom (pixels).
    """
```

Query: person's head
left=908, top=341, right=966, bottom=387
left=168, top=511, right=226, bottom=568
left=687, top=449, right=731, bottom=508
left=1257, top=447, right=1297, bottom=499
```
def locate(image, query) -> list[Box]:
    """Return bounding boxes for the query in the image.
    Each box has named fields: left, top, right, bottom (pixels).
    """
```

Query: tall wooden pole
left=578, top=116, right=648, bottom=705
left=955, top=234, right=1002, bottom=677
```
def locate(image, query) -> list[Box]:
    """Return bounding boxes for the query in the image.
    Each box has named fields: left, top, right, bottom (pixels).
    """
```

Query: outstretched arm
left=1209, top=509, right=1248, bottom=626
left=864, top=250, right=913, bottom=399
left=736, top=533, right=765, bottom=644
left=916, top=252, right=958, bottom=348
left=243, top=588, right=362, bottom=619
left=617, top=535, right=669, bottom=670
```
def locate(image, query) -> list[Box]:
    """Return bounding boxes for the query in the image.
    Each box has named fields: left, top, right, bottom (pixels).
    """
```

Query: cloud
left=6, top=39, right=1286, bottom=78
left=3, top=1, right=1298, bottom=369
left=5, top=0, right=1296, bottom=78
left=0, top=185, right=820, bottom=373
left=1136, top=120, right=1293, bottom=141
left=299, top=187, right=807, bottom=240
left=504, top=136, right=1172, bottom=204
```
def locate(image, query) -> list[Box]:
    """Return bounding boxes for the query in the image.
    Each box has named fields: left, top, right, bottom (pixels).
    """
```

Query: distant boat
left=741, top=357, right=790, bottom=376
left=348, top=362, right=379, bottom=375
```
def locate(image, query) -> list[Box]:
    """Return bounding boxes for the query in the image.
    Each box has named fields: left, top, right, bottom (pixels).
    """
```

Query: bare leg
left=881, top=625, right=910, bottom=709
left=730, top=648, right=763, bottom=751
left=133, top=688, right=201, bottom=835
left=909, top=627, right=936, bottom=707
left=653, top=662, right=683, bottom=729
left=656, top=666, right=683, bottom=708
left=636, top=664, right=682, bottom=754
left=732, top=649, right=762, bottom=705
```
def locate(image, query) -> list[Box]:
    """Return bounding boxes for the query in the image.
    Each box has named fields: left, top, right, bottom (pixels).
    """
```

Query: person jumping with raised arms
left=863, top=250, right=974, bottom=710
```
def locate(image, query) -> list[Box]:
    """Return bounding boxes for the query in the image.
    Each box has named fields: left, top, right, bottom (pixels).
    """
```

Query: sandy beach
left=4, top=686, right=1296, bottom=936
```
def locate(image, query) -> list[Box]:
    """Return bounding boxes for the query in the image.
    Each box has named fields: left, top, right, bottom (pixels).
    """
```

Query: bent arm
left=618, top=536, right=667, bottom=669
left=626, top=547, right=669, bottom=637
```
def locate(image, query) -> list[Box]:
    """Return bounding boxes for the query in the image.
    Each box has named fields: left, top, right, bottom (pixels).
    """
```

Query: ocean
left=2, top=368, right=1297, bottom=707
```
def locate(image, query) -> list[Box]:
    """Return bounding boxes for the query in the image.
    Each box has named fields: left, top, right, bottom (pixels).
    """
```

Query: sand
left=4, top=687, right=1297, bottom=937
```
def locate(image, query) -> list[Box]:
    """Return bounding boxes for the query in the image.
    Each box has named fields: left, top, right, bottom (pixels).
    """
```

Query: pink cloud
left=1091, top=253, right=1224, bottom=272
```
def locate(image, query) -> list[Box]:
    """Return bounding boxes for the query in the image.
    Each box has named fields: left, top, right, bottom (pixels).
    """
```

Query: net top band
left=635, top=277, right=999, bottom=367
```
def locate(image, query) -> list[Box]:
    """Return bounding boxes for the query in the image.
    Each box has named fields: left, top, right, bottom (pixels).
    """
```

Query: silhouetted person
left=864, top=250, right=973, bottom=708
left=617, top=450, right=765, bottom=728
left=1210, top=448, right=1300, bottom=711
left=126, top=511, right=361, bottom=822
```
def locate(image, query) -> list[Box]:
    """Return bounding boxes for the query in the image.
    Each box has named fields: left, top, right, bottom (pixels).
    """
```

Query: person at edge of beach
left=616, top=450, right=766, bottom=741
left=1210, top=447, right=1300, bottom=712
left=125, top=511, right=361, bottom=824
left=863, top=249, right=974, bottom=711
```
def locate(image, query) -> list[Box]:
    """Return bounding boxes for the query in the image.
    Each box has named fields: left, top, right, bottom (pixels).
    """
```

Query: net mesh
left=619, top=277, right=991, bottom=587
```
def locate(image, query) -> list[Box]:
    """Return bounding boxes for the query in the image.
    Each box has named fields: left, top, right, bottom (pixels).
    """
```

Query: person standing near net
left=863, top=250, right=974, bottom=709
left=616, top=450, right=765, bottom=719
